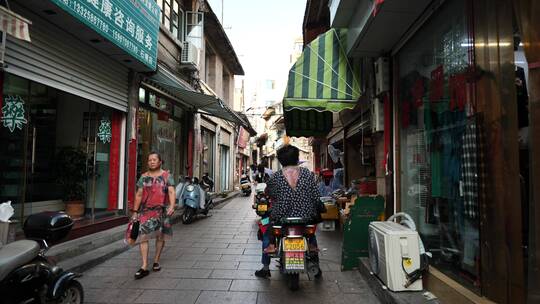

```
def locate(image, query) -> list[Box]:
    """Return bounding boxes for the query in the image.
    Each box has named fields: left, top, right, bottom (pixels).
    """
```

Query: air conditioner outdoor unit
left=374, top=57, right=389, bottom=95
left=181, top=41, right=200, bottom=69
left=372, top=98, right=384, bottom=132
left=368, top=221, right=423, bottom=291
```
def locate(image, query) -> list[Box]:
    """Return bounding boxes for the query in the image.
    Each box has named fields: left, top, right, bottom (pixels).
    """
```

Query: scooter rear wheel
left=288, top=273, right=300, bottom=291
left=50, top=280, right=84, bottom=304
left=182, top=207, right=195, bottom=224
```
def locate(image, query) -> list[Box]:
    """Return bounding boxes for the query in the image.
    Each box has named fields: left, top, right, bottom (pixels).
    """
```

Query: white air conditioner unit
left=372, top=98, right=384, bottom=132
left=374, top=57, right=389, bottom=95
left=368, top=221, right=423, bottom=291
left=181, top=41, right=200, bottom=69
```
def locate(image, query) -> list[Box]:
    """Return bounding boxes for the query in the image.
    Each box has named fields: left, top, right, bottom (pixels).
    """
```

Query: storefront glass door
left=23, top=81, right=60, bottom=214
left=220, top=145, right=230, bottom=191
left=200, top=128, right=215, bottom=180
left=0, top=74, right=60, bottom=219
left=82, top=104, right=112, bottom=219
left=1, top=72, right=119, bottom=223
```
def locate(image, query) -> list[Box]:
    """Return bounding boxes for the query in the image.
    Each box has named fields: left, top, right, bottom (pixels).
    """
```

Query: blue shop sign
left=50, top=0, right=160, bottom=70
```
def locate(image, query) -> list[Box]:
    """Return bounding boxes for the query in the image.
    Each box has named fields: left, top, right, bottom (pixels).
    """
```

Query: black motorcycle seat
left=0, top=240, right=40, bottom=281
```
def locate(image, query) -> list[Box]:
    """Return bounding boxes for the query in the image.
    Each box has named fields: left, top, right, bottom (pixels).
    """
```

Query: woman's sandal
left=152, top=262, right=161, bottom=271
left=134, top=268, right=149, bottom=279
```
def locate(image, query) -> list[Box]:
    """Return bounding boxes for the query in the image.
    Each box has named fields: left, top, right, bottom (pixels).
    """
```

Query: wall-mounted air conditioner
left=368, top=221, right=423, bottom=292
left=181, top=41, right=200, bottom=69
left=374, top=57, right=389, bottom=95
left=372, top=97, right=384, bottom=132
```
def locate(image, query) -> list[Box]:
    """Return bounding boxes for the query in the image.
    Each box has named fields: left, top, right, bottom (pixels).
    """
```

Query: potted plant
left=55, top=147, right=87, bottom=219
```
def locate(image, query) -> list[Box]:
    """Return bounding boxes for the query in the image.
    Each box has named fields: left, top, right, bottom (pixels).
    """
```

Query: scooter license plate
left=257, top=204, right=267, bottom=212
left=283, top=237, right=306, bottom=251
left=285, top=251, right=305, bottom=270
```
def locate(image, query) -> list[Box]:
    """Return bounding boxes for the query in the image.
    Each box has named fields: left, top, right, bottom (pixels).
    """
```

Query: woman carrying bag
left=130, top=151, right=176, bottom=279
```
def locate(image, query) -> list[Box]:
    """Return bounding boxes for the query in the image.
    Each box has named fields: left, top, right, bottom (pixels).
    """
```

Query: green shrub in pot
left=54, top=147, right=87, bottom=218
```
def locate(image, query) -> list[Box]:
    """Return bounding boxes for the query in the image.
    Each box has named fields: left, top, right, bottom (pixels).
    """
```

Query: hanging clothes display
left=460, top=118, right=486, bottom=220
left=449, top=73, right=467, bottom=111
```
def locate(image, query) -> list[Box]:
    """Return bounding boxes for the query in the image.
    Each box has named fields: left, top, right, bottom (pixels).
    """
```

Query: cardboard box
left=321, top=204, right=339, bottom=220
left=336, top=197, right=349, bottom=209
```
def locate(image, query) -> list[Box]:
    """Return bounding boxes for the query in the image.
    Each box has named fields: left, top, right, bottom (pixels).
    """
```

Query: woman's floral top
left=267, top=167, right=321, bottom=222
left=135, top=170, right=175, bottom=241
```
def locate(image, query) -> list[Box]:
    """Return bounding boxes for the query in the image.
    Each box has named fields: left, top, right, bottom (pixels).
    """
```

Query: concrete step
left=357, top=257, right=440, bottom=304
left=48, top=224, right=127, bottom=262
left=58, top=239, right=130, bottom=273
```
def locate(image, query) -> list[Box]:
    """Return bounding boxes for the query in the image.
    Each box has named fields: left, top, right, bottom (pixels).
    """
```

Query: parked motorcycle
left=252, top=183, right=270, bottom=217
left=0, top=211, right=84, bottom=303
left=269, top=217, right=321, bottom=291
left=240, top=174, right=252, bottom=196
left=178, top=173, right=215, bottom=224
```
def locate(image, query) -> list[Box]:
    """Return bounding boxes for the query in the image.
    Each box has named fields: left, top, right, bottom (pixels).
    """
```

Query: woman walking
left=131, top=152, right=176, bottom=279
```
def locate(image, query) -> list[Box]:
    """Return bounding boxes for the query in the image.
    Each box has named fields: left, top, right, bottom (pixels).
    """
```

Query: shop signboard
left=50, top=0, right=160, bottom=70
left=97, top=119, right=112, bottom=143
left=1, top=95, right=27, bottom=132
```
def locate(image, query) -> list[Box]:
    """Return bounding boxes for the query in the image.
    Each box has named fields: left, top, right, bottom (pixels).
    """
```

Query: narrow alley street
left=1, top=0, right=538, bottom=302
left=80, top=195, right=380, bottom=304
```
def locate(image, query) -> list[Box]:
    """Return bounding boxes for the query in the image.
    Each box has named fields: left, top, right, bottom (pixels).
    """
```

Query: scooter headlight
left=186, top=185, right=195, bottom=192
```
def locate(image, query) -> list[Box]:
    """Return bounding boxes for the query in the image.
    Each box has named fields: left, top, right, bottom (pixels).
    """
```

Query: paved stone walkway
left=81, top=194, right=380, bottom=304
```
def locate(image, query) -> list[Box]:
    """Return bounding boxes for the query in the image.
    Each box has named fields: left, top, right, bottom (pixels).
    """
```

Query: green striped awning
left=283, top=29, right=361, bottom=137
left=284, top=28, right=361, bottom=112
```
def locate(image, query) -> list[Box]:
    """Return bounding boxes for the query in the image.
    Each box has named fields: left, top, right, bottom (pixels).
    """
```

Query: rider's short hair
left=277, top=144, right=299, bottom=167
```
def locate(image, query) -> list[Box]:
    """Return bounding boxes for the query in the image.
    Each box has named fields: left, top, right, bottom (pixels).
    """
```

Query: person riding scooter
left=240, top=170, right=252, bottom=196
left=255, top=144, right=322, bottom=280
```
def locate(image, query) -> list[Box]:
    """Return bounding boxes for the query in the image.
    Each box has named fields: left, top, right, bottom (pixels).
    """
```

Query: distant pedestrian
left=264, top=167, right=274, bottom=177
left=131, top=152, right=176, bottom=279
left=260, top=157, right=274, bottom=177
left=254, top=163, right=270, bottom=183
left=250, top=164, right=257, bottom=181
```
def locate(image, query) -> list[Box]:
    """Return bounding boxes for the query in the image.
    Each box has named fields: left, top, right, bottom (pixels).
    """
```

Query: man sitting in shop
left=318, top=169, right=334, bottom=197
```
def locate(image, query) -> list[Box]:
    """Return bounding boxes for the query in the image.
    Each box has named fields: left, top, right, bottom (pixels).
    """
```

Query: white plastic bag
left=0, top=201, right=14, bottom=222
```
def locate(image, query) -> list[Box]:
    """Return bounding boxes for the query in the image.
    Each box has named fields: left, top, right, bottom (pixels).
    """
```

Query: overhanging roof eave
left=143, top=79, right=242, bottom=125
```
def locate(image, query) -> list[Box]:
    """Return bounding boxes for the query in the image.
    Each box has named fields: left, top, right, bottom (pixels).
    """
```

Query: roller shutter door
left=4, top=5, right=129, bottom=111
